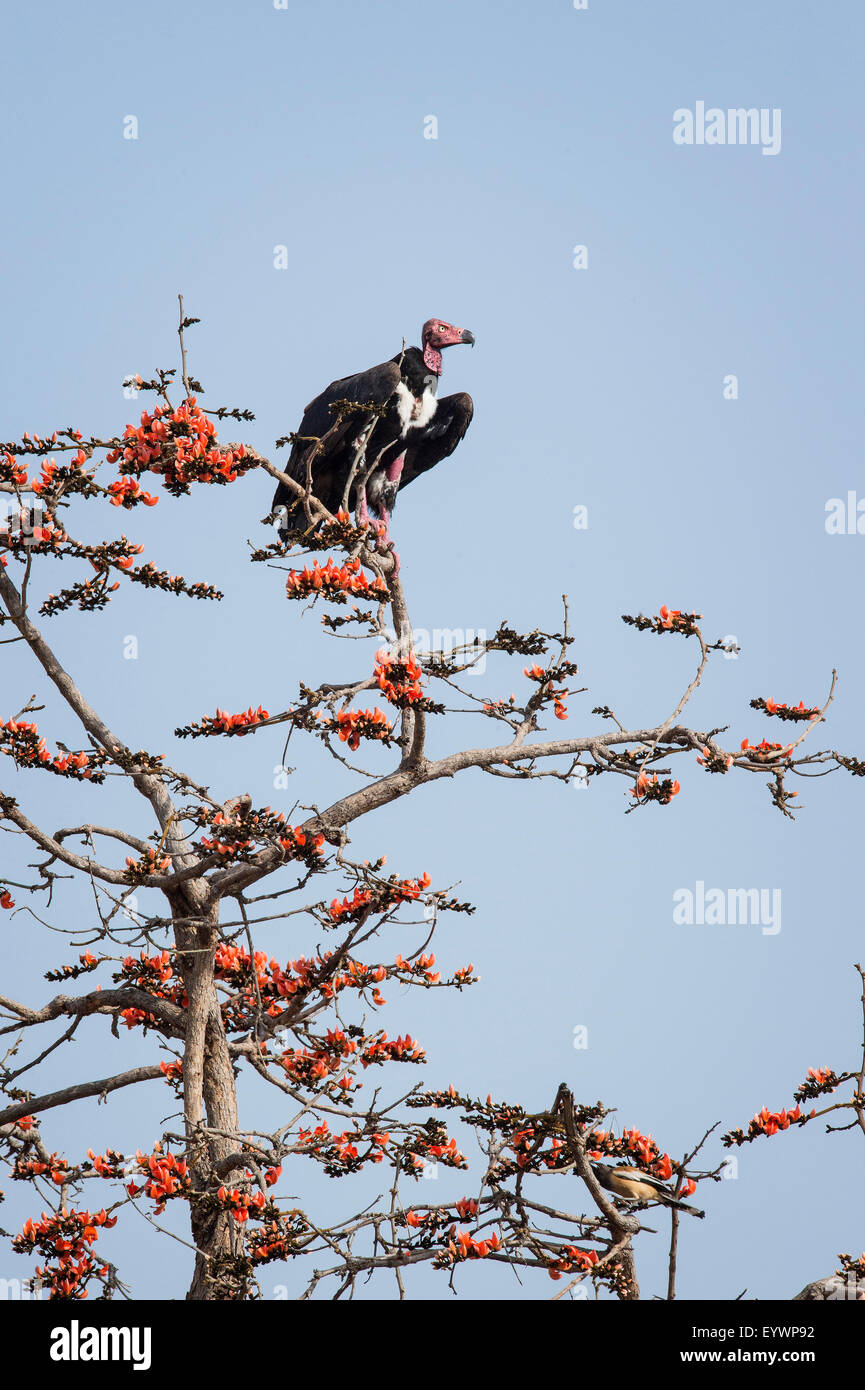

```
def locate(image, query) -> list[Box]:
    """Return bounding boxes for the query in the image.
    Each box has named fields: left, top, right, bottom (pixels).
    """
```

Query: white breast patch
left=395, top=381, right=438, bottom=434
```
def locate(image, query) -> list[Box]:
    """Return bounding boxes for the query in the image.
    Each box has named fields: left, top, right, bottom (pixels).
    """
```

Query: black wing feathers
left=400, top=392, right=474, bottom=489
left=272, top=361, right=401, bottom=519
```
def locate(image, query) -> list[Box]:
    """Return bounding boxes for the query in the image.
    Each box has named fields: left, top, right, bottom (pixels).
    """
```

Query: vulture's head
left=421, top=318, right=475, bottom=375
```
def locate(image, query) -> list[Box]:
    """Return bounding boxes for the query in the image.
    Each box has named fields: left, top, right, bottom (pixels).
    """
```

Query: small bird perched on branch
left=271, top=318, right=475, bottom=549
left=589, top=1161, right=705, bottom=1218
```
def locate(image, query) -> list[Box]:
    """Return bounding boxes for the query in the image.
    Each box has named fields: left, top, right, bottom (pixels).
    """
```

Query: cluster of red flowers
left=749, top=1105, right=804, bottom=1136
left=723, top=1103, right=810, bottom=1148
left=213, top=1166, right=282, bottom=1224
left=837, top=1253, right=865, bottom=1283
left=123, top=848, right=172, bottom=883
left=216, top=1186, right=267, bottom=1222
left=28, top=447, right=89, bottom=499
left=739, top=737, right=793, bottom=762
left=548, top=1245, right=599, bottom=1280
left=196, top=807, right=325, bottom=866
left=275, top=1026, right=427, bottom=1095
left=328, top=885, right=374, bottom=921
left=107, top=398, right=252, bottom=494
left=285, top=557, right=387, bottom=603
left=1, top=890, right=14, bottom=909
left=126, top=1146, right=191, bottom=1214
left=278, top=1029, right=359, bottom=1086
left=294, top=1119, right=371, bottom=1174
left=1, top=715, right=105, bottom=782
left=330, top=706, right=393, bottom=751
left=435, top=1227, right=502, bottom=1266
left=13, top=1207, right=117, bottom=1300
left=416, top=1134, right=467, bottom=1169
left=804, top=1066, right=833, bottom=1085
left=327, top=872, right=432, bottom=923
left=393, top=952, right=441, bottom=985
left=659, top=606, right=695, bottom=631
left=293, top=1119, right=464, bottom=1179
left=753, top=697, right=821, bottom=722
left=245, top=1212, right=308, bottom=1265
left=210, top=941, right=443, bottom=1039
left=85, top=1149, right=127, bottom=1180
left=119, top=949, right=174, bottom=985
left=623, top=607, right=702, bottom=637
left=118, top=1007, right=153, bottom=1030
left=1, top=450, right=28, bottom=485
left=696, top=745, right=734, bottom=773
left=375, top=870, right=432, bottom=905
left=586, top=1126, right=684, bottom=1188
left=13, top=1151, right=70, bottom=1183
left=360, top=1031, right=426, bottom=1068
left=523, top=664, right=569, bottom=720
left=507, top=1126, right=549, bottom=1170
left=215, top=941, right=281, bottom=993
left=793, top=1066, right=840, bottom=1102
left=116, top=950, right=185, bottom=1030
left=404, top=1208, right=454, bottom=1233
left=452, top=963, right=476, bottom=984
left=199, top=832, right=252, bottom=858
left=107, top=477, right=158, bottom=508
left=24, top=519, right=67, bottom=548
left=617, top=1128, right=672, bottom=1174
left=44, top=950, right=100, bottom=983
left=176, top=705, right=269, bottom=738
left=374, top=649, right=425, bottom=706
left=505, top=1122, right=697, bottom=1205
left=630, top=772, right=681, bottom=805
left=282, top=822, right=324, bottom=862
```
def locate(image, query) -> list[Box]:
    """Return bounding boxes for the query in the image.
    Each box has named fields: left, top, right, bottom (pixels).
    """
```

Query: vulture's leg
left=375, top=453, right=405, bottom=573
left=386, top=453, right=406, bottom=487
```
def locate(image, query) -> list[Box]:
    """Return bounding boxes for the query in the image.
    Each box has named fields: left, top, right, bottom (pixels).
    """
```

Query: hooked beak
left=459, top=328, right=475, bottom=347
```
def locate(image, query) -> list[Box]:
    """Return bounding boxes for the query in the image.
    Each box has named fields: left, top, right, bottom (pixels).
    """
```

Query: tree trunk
left=174, top=902, right=244, bottom=1300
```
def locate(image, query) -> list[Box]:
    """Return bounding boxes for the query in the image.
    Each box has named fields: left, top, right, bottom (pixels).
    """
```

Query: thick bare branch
left=0, top=1063, right=164, bottom=1126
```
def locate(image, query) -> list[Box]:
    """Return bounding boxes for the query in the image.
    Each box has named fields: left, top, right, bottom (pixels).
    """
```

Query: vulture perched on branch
left=272, top=318, right=474, bottom=551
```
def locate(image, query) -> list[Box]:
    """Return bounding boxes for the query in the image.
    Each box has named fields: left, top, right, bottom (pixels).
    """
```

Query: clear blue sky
left=1, top=1, right=863, bottom=1300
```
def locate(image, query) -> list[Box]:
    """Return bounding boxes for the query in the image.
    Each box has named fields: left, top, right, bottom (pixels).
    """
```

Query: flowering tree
left=1, top=308, right=861, bottom=1301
